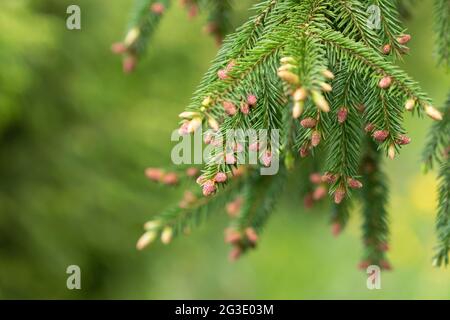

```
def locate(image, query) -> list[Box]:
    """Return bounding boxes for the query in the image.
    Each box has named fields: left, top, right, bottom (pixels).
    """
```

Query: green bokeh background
left=0, top=0, right=449, bottom=299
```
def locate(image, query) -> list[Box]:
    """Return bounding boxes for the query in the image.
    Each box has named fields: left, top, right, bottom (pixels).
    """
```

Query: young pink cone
left=398, top=34, right=411, bottom=45
left=299, top=145, right=309, bottom=158
left=261, top=150, right=272, bottom=167
left=111, top=42, right=127, bottom=54
left=162, top=172, right=178, bottom=185
left=300, top=117, right=317, bottom=128
left=225, top=153, right=236, bottom=165
left=247, top=94, right=257, bottom=106
left=123, top=55, right=137, bottom=73
left=311, top=130, right=321, bottom=147
left=151, top=2, right=165, bottom=14
left=226, top=197, right=242, bottom=217
left=382, top=44, right=391, bottom=55
left=217, top=69, right=228, bottom=80
left=178, top=121, right=190, bottom=136
left=312, top=186, right=327, bottom=201
left=240, top=103, right=250, bottom=115
left=202, top=180, right=216, bottom=196
left=334, top=188, right=346, bottom=204
left=347, top=178, right=363, bottom=189
left=378, top=76, right=392, bottom=89
left=223, top=101, right=237, bottom=116
left=145, top=168, right=164, bottom=182
left=245, top=228, right=259, bottom=244
left=309, top=173, right=322, bottom=184
left=321, top=172, right=337, bottom=184
left=229, top=247, right=242, bottom=262
left=224, top=228, right=241, bottom=244
left=214, top=172, right=227, bottom=183
left=372, top=130, right=389, bottom=142
left=397, top=134, right=411, bottom=145
left=337, top=107, right=348, bottom=124
left=364, top=123, right=375, bottom=133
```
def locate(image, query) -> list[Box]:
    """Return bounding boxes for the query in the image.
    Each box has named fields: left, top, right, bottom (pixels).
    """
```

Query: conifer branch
left=433, top=160, right=450, bottom=267
left=368, top=0, right=407, bottom=58
left=359, top=138, right=390, bottom=269
left=422, top=92, right=450, bottom=171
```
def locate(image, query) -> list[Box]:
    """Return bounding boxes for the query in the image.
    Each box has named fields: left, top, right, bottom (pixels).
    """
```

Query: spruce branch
left=324, top=69, right=364, bottom=201
left=368, top=0, right=408, bottom=58
left=131, top=1, right=449, bottom=269
left=422, top=92, right=450, bottom=171
left=112, top=0, right=171, bottom=72
left=359, top=138, right=391, bottom=269
left=226, top=166, right=287, bottom=259
left=433, top=160, right=450, bottom=267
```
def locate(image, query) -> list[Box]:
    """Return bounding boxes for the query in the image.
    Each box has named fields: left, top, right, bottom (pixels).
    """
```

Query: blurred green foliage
left=0, top=0, right=449, bottom=299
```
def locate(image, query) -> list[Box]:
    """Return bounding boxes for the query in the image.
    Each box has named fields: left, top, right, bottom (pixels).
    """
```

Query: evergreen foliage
left=123, top=0, right=450, bottom=269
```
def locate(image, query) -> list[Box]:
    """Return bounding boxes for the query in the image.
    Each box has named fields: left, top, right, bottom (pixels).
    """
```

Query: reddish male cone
left=397, top=134, right=411, bottom=145
left=300, top=117, right=317, bottom=128
left=223, top=101, right=237, bottom=116
left=378, top=76, right=392, bottom=89
left=311, top=130, right=321, bottom=147
left=309, top=173, right=322, bottom=184
left=245, top=228, right=259, bottom=244
left=162, top=172, right=178, bottom=185
left=347, top=178, right=363, bottom=189
left=214, top=172, right=227, bottom=183
left=334, top=188, right=346, bottom=204
left=397, top=34, right=411, bottom=45
left=261, top=150, right=272, bottom=167
left=229, top=247, right=242, bottom=262
left=364, top=123, right=375, bottom=133
left=217, top=69, right=228, bottom=80
left=240, top=103, right=250, bottom=115
left=145, top=168, right=164, bottom=182
left=372, top=130, right=389, bottom=142
left=202, top=180, right=216, bottom=196
left=382, top=44, right=391, bottom=55
left=337, top=107, right=348, bottom=124
left=247, top=94, right=257, bottom=106
left=224, top=229, right=242, bottom=244
left=312, top=186, right=327, bottom=201
left=151, top=2, right=165, bottom=14
left=111, top=42, right=127, bottom=54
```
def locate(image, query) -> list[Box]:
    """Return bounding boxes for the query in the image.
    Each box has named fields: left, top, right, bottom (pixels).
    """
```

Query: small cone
left=311, top=130, right=321, bottom=147
left=300, top=117, right=317, bottom=128
left=404, top=99, right=415, bottom=111
left=337, top=107, right=348, bottom=124
left=378, top=76, right=392, bottom=89
left=161, top=227, right=173, bottom=244
left=382, top=44, right=391, bottom=55
left=136, top=231, right=157, bottom=250
left=424, top=105, right=443, bottom=121
left=214, top=172, right=227, bottom=183
left=388, top=144, right=396, bottom=160
left=292, top=101, right=304, bottom=119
